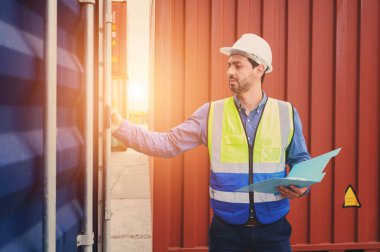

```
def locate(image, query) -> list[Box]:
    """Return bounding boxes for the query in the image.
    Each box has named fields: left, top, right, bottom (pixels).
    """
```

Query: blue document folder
left=236, top=148, right=341, bottom=194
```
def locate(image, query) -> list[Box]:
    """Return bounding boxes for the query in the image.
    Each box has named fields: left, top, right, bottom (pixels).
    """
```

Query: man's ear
left=256, top=64, right=265, bottom=77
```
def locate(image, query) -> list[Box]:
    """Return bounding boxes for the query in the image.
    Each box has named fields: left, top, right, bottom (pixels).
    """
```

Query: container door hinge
left=77, top=232, right=94, bottom=247
left=105, top=208, right=112, bottom=220
left=105, top=13, right=113, bottom=24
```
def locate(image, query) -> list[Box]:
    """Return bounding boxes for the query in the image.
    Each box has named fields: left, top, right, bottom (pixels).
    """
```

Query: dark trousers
left=209, top=216, right=292, bottom=252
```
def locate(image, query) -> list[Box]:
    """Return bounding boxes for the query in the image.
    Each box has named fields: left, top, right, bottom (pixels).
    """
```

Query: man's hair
left=248, top=58, right=266, bottom=83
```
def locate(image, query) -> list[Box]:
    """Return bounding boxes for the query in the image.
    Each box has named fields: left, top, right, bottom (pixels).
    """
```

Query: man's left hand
left=277, top=186, right=308, bottom=199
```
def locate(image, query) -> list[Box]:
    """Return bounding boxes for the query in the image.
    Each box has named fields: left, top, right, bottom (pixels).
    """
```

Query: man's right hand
left=111, top=109, right=124, bottom=133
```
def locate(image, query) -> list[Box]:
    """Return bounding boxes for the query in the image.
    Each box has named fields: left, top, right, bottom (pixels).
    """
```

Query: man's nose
left=227, top=67, right=235, bottom=76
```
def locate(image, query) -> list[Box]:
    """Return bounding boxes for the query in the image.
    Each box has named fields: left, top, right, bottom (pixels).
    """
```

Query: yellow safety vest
left=208, top=96, right=294, bottom=224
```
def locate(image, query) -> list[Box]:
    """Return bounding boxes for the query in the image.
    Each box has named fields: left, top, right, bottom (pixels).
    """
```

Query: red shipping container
left=150, top=0, right=380, bottom=251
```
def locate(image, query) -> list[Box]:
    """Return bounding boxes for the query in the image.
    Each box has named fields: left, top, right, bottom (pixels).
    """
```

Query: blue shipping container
left=0, top=0, right=87, bottom=251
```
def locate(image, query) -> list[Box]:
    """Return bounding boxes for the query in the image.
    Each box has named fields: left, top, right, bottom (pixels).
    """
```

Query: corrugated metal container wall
left=152, top=0, right=380, bottom=251
left=0, top=0, right=86, bottom=251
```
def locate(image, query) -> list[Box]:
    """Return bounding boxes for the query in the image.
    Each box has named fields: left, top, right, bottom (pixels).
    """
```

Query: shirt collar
left=233, top=91, right=267, bottom=113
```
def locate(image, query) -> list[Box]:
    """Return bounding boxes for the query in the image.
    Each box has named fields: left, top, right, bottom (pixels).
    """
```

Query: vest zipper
left=236, top=112, right=256, bottom=221
left=248, top=144, right=255, bottom=219
left=247, top=101, right=268, bottom=221
left=236, top=112, right=255, bottom=220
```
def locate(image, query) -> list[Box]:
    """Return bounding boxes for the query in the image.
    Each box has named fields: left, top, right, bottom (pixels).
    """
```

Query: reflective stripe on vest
left=207, top=97, right=294, bottom=224
left=209, top=187, right=284, bottom=203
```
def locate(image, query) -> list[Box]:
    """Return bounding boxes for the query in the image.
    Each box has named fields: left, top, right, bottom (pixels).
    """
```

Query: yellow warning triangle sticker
left=343, top=185, right=361, bottom=208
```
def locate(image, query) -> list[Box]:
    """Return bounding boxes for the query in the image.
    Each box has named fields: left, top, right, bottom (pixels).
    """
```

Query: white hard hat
left=220, top=33, right=273, bottom=73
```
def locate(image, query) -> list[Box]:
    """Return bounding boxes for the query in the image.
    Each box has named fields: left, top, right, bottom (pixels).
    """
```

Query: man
left=111, top=33, right=310, bottom=252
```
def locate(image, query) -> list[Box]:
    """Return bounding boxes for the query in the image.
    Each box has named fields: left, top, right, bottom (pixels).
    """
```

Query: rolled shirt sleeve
left=286, top=107, right=311, bottom=195
left=112, top=103, right=209, bottom=158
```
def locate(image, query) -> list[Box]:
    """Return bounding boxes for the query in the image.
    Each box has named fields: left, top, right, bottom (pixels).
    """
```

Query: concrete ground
left=110, top=148, right=152, bottom=251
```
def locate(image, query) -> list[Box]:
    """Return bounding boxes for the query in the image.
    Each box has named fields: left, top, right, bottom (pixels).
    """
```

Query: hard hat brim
left=219, top=47, right=273, bottom=73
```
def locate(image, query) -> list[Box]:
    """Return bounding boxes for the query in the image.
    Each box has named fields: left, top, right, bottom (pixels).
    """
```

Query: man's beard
left=228, top=77, right=252, bottom=94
